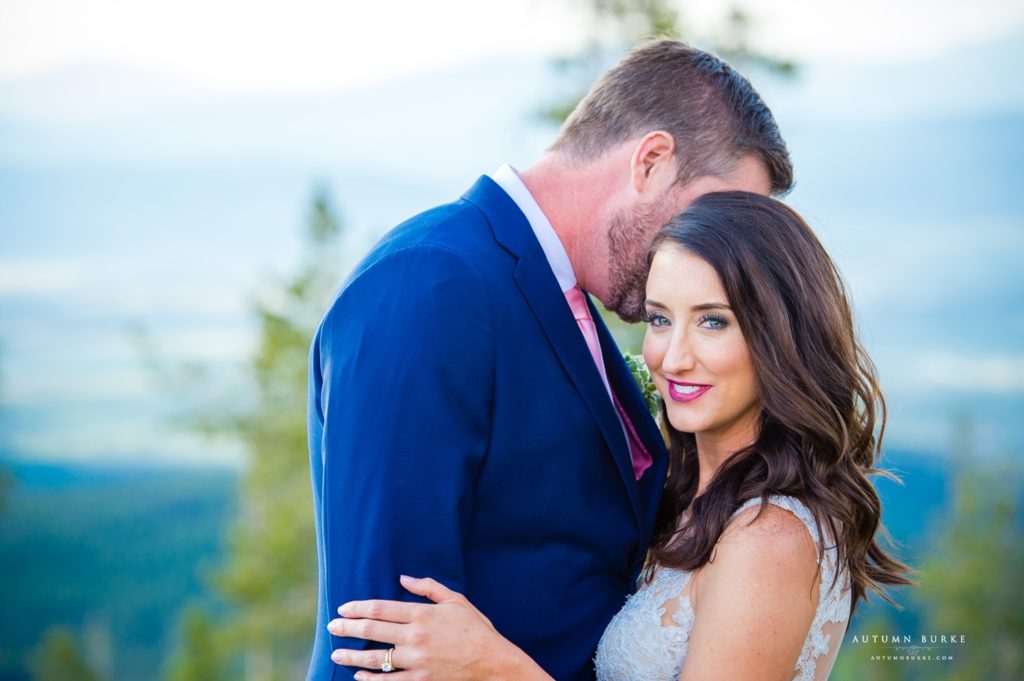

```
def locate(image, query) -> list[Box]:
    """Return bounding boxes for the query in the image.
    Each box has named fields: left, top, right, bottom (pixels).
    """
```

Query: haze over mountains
left=1, top=32, right=1022, bottom=465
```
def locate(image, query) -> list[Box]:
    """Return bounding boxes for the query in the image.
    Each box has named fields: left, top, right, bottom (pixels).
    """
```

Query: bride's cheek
left=641, top=335, right=659, bottom=372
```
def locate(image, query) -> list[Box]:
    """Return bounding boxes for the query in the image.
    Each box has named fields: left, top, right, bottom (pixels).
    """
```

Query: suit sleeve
left=314, top=243, right=494, bottom=664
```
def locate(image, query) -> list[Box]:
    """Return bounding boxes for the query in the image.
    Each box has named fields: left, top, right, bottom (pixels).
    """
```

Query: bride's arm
left=328, top=575, right=554, bottom=681
left=678, top=504, right=820, bottom=681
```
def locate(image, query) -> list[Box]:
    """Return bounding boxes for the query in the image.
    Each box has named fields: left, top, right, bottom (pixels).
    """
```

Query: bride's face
left=642, top=245, right=761, bottom=448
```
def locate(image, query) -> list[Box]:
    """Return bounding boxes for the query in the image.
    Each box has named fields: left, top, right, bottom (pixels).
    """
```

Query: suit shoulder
left=337, top=195, right=503, bottom=292
left=316, top=194, right=504, bottom=329
left=372, top=197, right=492, bottom=259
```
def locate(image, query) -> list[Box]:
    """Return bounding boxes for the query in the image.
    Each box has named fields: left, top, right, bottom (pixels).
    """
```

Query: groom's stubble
left=604, top=192, right=677, bottom=324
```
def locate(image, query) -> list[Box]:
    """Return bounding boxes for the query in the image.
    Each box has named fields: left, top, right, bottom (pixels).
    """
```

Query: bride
left=325, top=191, right=911, bottom=681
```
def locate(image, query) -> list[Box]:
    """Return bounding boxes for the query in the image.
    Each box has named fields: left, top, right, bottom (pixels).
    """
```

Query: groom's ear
left=630, top=131, right=677, bottom=195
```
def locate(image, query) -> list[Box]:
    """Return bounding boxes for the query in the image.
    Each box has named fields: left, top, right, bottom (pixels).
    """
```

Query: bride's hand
left=328, top=575, right=552, bottom=681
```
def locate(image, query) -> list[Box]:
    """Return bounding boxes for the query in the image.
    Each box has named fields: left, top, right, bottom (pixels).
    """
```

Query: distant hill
left=0, top=461, right=238, bottom=681
left=0, top=449, right=949, bottom=680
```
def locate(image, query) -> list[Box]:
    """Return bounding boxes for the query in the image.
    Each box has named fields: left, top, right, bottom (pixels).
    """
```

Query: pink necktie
left=565, top=286, right=652, bottom=479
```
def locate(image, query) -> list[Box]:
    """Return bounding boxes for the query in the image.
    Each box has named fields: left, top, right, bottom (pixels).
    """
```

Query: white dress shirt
left=488, top=164, right=576, bottom=293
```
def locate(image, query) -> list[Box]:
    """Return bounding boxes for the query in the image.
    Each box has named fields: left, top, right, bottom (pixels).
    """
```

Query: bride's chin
left=665, top=412, right=702, bottom=435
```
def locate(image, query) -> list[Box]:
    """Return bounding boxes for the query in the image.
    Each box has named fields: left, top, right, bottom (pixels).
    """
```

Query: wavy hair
left=646, top=191, right=911, bottom=612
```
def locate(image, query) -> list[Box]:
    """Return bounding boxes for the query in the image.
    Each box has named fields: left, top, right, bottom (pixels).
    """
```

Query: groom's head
left=552, top=39, right=793, bottom=323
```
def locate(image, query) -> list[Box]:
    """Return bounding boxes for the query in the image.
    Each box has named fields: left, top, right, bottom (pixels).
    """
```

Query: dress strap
left=730, top=495, right=824, bottom=550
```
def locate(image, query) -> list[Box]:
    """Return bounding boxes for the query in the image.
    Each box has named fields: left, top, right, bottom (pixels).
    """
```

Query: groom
left=306, top=39, right=792, bottom=681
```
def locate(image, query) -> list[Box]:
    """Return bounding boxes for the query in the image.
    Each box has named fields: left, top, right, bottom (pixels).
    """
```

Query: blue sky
left=1, top=3, right=1022, bottom=466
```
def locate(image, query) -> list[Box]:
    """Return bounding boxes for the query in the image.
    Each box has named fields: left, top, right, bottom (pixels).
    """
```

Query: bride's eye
left=646, top=311, right=670, bottom=328
left=698, top=313, right=728, bottom=330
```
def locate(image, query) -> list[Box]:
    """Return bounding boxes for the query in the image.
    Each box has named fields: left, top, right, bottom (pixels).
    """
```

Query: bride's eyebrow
left=691, top=302, right=731, bottom=311
left=644, top=299, right=667, bottom=309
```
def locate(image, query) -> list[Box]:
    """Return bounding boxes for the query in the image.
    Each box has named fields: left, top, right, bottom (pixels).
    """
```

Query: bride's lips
left=667, top=380, right=711, bottom=403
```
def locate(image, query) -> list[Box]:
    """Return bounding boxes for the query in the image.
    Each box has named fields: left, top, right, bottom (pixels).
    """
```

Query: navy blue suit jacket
left=306, top=176, right=668, bottom=681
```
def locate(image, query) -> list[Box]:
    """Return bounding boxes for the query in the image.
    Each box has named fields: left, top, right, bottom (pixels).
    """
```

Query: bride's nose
left=662, top=328, right=697, bottom=374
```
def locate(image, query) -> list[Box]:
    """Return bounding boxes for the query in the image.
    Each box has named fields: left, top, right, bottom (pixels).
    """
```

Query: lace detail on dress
left=594, top=566, right=695, bottom=681
left=595, top=495, right=851, bottom=681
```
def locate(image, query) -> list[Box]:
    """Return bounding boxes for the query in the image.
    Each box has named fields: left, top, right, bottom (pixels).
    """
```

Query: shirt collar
left=488, top=163, right=576, bottom=293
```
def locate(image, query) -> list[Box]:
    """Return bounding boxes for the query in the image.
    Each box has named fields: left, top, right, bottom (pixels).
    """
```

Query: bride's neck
left=692, top=414, right=761, bottom=498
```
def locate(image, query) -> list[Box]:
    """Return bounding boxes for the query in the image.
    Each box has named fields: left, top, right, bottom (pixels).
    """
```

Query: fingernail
left=399, top=574, right=416, bottom=584
left=331, top=650, right=342, bottom=662
left=337, top=603, right=349, bottom=616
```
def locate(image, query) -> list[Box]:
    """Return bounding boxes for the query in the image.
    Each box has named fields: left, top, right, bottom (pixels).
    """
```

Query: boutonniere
left=624, top=353, right=661, bottom=419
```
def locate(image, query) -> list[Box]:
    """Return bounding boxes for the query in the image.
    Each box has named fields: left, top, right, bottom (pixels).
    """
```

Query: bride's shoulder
left=706, top=497, right=820, bottom=583
left=686, top=496, right=821, bottom=657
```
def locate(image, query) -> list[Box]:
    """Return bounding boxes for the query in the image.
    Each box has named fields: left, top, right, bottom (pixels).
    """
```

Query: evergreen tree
left=162, top=189, right=345, bottom=681
left=541, top=0, right=797, bottom=125
left=29, top=627, right=104, bottom=681
left=162, top=606, right=229, bottom=681
left=915, top=458, right=1023, bottom=680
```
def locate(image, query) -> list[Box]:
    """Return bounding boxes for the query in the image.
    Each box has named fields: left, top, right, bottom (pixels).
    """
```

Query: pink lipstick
left=668, top=380, right=711, bottom=403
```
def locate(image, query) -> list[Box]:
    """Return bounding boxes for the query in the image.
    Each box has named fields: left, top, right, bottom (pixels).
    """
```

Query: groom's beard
left=605, top=203, right=664, bottom=324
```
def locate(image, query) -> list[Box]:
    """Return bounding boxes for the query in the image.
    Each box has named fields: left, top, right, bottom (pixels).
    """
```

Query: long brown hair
left=647, top=191, right=911, bottom=612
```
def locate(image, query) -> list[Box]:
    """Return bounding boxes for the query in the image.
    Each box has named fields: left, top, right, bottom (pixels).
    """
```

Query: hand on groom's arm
left=314, top=244, right=494, bottom=670
left=329, top=576, right=556, bottom=681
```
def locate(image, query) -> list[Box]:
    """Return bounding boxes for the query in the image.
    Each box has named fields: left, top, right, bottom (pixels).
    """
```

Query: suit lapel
left=590, top=299, right=667, bottom=463
left=461, top=177, right=642, bottom=530
left=590, top=301, right=669, bottom=542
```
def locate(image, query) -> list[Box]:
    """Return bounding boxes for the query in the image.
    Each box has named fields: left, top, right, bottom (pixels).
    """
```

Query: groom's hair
left=551, top=39, right=793, bottom=195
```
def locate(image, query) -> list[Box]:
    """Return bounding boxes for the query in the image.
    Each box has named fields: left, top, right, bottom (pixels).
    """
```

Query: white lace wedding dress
left=594, top=495, right=850, bottom=681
